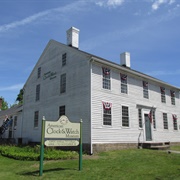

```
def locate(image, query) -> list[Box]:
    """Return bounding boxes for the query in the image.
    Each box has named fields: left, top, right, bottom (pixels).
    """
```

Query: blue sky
left=0, top=0, right=180, bottom=106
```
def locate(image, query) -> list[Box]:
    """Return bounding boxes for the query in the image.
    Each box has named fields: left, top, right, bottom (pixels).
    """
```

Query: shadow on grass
left=18, top=167, right=78, bottom=177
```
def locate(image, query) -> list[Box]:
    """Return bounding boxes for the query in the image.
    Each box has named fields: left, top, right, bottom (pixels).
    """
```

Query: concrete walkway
left=167, top=150, right=180, bottom=154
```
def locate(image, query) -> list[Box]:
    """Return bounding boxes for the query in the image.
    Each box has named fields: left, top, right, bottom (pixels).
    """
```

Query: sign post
left=79, top=119, right=83, bottom=171
left=39, top=116, right=45, bottom=176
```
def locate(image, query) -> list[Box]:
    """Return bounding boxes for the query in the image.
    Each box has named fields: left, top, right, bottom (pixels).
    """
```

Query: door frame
left=142, top=109, right=153, bottom=142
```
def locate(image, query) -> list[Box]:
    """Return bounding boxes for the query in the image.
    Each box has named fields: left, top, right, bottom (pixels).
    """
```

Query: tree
left=16, top=88, right=24, bottom=104
left=0, top=97, right=8, bottom=110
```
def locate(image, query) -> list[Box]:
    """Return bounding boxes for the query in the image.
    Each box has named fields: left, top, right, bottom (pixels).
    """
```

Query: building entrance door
left=145, top=114, right=152, bottom=141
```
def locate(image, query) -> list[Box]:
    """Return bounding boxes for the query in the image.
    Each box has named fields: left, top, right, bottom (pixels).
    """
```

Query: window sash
left=62, top=53, right=66, bottom=66
left=102, top=73, right=111, bottom=90
left=121, top=77, right=127, bottom=94
left=36, top=84, right=40, bottom=101
left=171, top=96, right=175, bottom=105
left=103, top=108, right=111, bottom=126
left=14, top=116, right=17, bottom=127
left=143, top=84, right=149, bottom=99
left=152, top=111, right=156, bottom=129
left=173, top=118, right=178, bottom=130
left=163, top=113, right=168, bottom=129
left=138, top=109, right=142, bottom=128
left=122, top=106, right=129, bottom=127
left=60, top=74, right=66, bottom=93
left=34, top=111, right=39, bottom=128
left=59, top=106, right=65, bottom=116
left=37, top=67, right=41, bottom=78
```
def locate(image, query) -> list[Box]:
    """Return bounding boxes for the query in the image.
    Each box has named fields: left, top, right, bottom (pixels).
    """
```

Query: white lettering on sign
left=45, top=140, right=79, bottom=147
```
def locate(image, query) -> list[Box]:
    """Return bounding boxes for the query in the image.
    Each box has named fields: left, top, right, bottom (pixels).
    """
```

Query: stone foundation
left=92, top=143, right=138, bottom=154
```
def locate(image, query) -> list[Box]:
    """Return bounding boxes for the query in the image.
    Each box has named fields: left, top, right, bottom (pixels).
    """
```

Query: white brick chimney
left=66, top=27, right=80, bottom=49
left=120, top=52, right=130, bottom=68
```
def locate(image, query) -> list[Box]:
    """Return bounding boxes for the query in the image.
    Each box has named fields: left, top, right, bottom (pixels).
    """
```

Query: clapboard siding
left=91, top=62, right=180, bottom=144
left=23, top=40, right=91, bottom=143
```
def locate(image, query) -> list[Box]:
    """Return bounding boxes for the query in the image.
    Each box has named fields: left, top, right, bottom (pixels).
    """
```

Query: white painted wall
left=91, top=62, right=180, bottom=144
left=23, top=40, right=91, bottom=143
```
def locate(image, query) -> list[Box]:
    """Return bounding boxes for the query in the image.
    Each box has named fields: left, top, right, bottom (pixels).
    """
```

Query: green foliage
left=16, top=88, right=24, bottom=104
left=0, top=145, right=78, bottom=161
left=0, top=97, right=8, bottom=110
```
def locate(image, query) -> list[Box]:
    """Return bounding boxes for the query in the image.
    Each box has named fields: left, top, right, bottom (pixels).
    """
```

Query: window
left=172, top=114, right=178, bottom=130
left=122, top=106, right=129, bottom=127
left=37, top=67, right=41, bottom=78
left=102, top=67, right=111, bottom=90
left=14, top=116, right=17, bottom=130
left=163, top=113, right=168, bottom=129
left=103, top=102, right=112, bottom=125
left=36, top=84, right=40, bottom=101
left=143, top=81, right=149, bottom=99
left=60, top=74, right=66, bottom=93
left=170, top=90, right=175, bottom=105
left=121, top=73, right=128, bottom=94
left=138, top=109, right=142, bottom=128
left=62, top=53, right=67, bottom=66
left=34, top=111, right=39, bottom=128
left=59, top=106, right=65, bottom=117
left=160, top=87, right=166, bottom=103
left=152, top=111, right=156, bottom=129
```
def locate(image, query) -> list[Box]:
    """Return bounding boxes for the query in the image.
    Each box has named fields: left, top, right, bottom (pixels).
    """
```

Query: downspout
left=90, top=59, right=93, bottom=155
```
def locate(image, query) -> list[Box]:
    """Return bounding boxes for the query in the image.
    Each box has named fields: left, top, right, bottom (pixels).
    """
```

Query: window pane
left=138, top=109, right=142, bottom=128
left=163, top=113, right=168, bottom=129
left=36, top=84, right=40, bottom=101
left=103, top=106, right=111, bottom=126
left=34, top=111, right=39, bottom=128
left=60, top=74, right=66, bottom=93
left=37, top=67, right=41, bottom=78
left=59, top=106, right=65, bottom=116
left=102, top=68, right=111, bottom=90
left=122, top=106, right=129, bottom=127
left=121, top=75, right=128, bottom=94
left=62, top=53, right=66, bottom=66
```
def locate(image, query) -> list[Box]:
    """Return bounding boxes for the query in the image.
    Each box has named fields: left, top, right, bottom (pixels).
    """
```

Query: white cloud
left=0, top=84, right=24, bottom=91
left=152, top=0, right=176, bottom=11
left=96, top=0, right=124, bottom=8
left=0, top=1, right=86, bottom=33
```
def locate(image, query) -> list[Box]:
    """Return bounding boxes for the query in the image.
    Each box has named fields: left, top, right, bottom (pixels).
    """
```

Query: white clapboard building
left=0, top=27, right=180, bottom=153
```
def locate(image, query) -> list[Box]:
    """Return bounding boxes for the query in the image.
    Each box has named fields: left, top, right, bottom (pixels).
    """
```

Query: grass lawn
left=0, top=148, right=180, bottom=180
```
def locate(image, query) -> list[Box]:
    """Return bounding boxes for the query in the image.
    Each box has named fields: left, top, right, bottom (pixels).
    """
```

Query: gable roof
left=0, top=104, right=23, bottom=121
left=24, top=39, right=180, bottom=91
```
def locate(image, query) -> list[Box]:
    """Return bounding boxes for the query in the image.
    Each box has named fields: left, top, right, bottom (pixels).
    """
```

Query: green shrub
left=0, top=145, right=78, bottom=161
